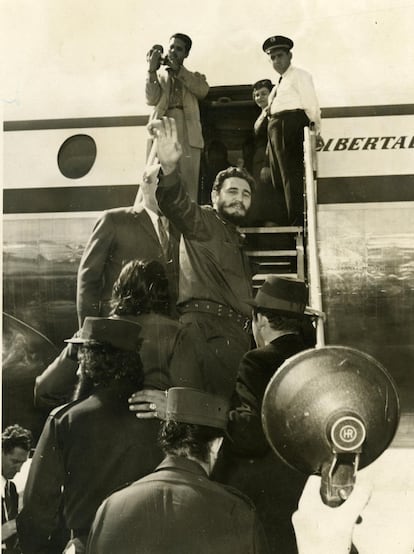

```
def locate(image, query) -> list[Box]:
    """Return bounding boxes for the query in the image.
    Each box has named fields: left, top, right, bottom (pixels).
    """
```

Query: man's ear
left=211, top=189, right=218, bottom=207
left=256, top=312, right=268, bottom=329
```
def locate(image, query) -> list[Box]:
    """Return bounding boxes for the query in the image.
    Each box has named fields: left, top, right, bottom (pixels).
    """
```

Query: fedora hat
left=166, top=388, right=229, bottom=430
left=247, top=276, right=310, bottom=318
left=65, top=316, right=142, bottom=351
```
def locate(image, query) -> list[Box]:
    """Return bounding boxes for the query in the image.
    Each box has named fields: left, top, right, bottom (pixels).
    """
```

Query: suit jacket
left=17, top=383, right=163, bottom=554
left=76, top=205, right=180, bottom=326
left=87, top=455, right=269, bottom=554
left=213, top=333, right=309, bottom=554
left=146, top=65, right=209, bottom=149
left=2, top=480, right=20, bottom=553
left=228, top=333, right=308, bottom=455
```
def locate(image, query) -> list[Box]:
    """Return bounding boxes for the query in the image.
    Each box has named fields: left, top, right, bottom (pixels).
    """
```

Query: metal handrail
left=304, top=126, right=325, bottom=347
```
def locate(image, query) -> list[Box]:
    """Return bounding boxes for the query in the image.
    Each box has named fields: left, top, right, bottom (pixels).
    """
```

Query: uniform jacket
left=157, top=170, right=253, bottom=318
left=146, top=65, right=209, bottom=149
left=17, top=383, right=163, bottom=554
left=87, top=455, right=269, bottom=554
left=76, top=205, right=180, bottom=326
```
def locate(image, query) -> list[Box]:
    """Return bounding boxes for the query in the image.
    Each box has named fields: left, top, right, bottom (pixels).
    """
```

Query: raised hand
left=147, top=117, right=182, bottom=175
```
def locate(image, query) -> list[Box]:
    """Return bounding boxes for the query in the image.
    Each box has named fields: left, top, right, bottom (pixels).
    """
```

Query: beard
left=217, top=202, right=249, bottom=225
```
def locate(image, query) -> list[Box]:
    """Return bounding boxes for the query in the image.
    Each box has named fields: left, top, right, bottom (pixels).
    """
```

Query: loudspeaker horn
left=262, top=346, right=400, bottom=506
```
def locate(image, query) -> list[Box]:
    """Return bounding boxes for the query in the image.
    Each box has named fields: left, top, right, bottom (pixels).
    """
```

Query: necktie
left=269, top=75, right=283, bottom=110
left=3, top=480, right=15, bottom=521
left=157, top=216, right=171, bottom=260
left=275, top=75, right=283, bottom=96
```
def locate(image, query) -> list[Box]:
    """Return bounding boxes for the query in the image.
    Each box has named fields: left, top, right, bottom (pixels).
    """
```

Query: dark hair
left=111, top=259, right=170, bottom=317
left=252, top=79, right=273, bottom=93
left=170, top=33, right=192, bottom=54
left=159, top=420, right=223, bottom=463
left=2, top=425, right=32, bottom=454
left=253, top=308, right=302, bottom=332
left=212, top=166, right=256, bottom=195
left=74, top=344, right=143, bottom=400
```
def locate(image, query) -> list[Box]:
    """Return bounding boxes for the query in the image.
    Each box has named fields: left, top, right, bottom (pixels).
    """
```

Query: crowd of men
left=2, top=31, right=402, bottom=554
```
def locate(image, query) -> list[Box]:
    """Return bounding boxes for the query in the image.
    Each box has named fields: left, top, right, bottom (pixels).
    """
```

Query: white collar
left=144, top=207, right=168, bottom=228
left=1, top=475, right=7, bottom=498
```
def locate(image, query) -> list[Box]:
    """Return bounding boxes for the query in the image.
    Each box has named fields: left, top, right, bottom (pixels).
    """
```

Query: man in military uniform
left=87, top=387, right=270, bottom=554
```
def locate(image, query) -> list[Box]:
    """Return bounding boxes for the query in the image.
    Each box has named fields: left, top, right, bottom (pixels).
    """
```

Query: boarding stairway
left=240, top=226, right=305, bottom=285
left=240, top=127, right=325, bottom=346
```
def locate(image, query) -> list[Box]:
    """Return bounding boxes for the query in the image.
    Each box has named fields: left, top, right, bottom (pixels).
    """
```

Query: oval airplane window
left=58, top=134, right=97, bottom=178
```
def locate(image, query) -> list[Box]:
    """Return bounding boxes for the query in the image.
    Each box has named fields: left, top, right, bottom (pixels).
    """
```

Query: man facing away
left=146, top=33, right=209, bottom=201
left=87, top=387, right=270, bottom=554
left=147, top=116, right=255, bottom=400
left=76, top=165, right=180, bottom=328
left=17, top=317, right=163, bottom=554
left=263, top=35, right=322, bottom=225
left=2, top=425, right=32, bottom=554
left=214, top=276, right=316, bottom=554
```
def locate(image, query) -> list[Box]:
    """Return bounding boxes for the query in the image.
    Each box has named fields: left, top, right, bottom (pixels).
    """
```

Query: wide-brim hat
left=247, top=276, right=310, bottom=318
left=262, top=35, right=294, bottom=54
left=166, top=388, right=229, bottom=430
left=65, top=316, right=142, bottom=351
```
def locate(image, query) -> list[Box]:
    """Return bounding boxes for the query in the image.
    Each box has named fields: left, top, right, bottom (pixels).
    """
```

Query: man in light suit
left=146, top=33, right=209, bottom=201
left=76, top=176, right=180, bottom=327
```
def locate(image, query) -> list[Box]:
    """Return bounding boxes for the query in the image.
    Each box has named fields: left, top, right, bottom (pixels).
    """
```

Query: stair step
left=246, top=250, right=297, bottom=257
left=255, top=261, right=291, bottom=267
left=252, top=273, right=298, bottom=285
left=240, top=226, right=303, bottom=234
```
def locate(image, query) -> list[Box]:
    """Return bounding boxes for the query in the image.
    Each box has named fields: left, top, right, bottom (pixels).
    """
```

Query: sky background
left=2, top=0, right=414, bottom=121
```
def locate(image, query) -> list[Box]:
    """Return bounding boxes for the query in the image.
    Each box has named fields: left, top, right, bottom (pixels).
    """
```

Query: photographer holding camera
left=146, top=33, right=209, bottom=201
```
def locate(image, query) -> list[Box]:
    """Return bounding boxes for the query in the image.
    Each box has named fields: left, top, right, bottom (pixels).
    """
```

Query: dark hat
left=65, top=317, right=142, bottom=351
left=248, top=276, right=308, bottom=318
left=252, top=79, right=273, bottom=92
left=262, top=35, right=294, bottom=54
left=166, top=388, right=229, bottom=430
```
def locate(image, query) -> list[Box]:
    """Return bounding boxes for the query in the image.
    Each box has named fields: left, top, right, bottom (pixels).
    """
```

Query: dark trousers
left=267, top=110, right=309, bottom=225
left=171, top=312, right=252, bottom=400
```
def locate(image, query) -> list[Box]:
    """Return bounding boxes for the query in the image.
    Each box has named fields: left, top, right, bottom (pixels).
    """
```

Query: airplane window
left=57, top=134, right=97, bottom=179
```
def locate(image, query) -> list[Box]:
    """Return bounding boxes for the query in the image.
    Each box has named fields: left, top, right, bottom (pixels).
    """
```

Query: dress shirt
left=1, top=476, right=10, bottom=523
left=268, top=65, right=321, bottom=133
left=167, top=71, right=184, bottom=108
left=1, top=476, right=6, bottom=501
left=144, top=207, right=170, bottom=243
